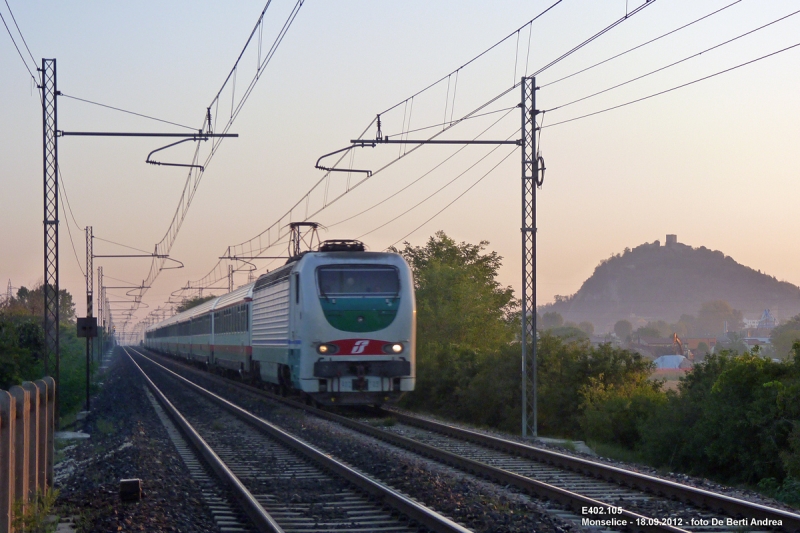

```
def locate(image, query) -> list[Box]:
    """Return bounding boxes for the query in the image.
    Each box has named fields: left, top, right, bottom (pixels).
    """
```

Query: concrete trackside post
left=0, top=390, right=15, bottom=533
left=9, top=386, right=30, bottom=515
left=22, top=382, right=41, bottom=500
left=42, top=377, right=55, bottom=488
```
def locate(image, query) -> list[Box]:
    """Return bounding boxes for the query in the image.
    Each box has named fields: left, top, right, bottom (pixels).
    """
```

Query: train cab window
left=317, top=266, right=399, bottom=297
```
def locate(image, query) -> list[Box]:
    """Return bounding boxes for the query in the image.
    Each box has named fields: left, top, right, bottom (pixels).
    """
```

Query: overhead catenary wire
left=532, top=0, right=657, bottom=77
left=540, top=0, right=744, bottom=88
left=57, top=167, right=84, bottom=233
left=330, top=107, right=517, bottom=228
left=0, top=5, right=37, bottom=84
left=167, top=0, right=656, bottom=303
left=358, top=128, right=520, bottom=240
left=388, top=146, right=518, bottom=249
left=546, top=7, right=800, bottom=113
left=57, top=185, right=86, bottom=278
left=122, top=1, right=304, bottom=328
left=4, top=0, right=34, bottom=65
left=378, top=0, right=567, bottom=117
left=542, top=40, right=800, bottom=129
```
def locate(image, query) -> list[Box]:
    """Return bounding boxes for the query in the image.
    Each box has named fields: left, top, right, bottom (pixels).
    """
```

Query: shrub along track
left=131, top=346, right=800, bottom=533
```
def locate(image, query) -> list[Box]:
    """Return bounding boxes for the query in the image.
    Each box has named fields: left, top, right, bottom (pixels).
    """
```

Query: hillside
left=541, top=236, right=800, bottom=333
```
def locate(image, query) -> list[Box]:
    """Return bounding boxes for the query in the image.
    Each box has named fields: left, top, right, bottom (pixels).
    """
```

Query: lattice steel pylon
left=41, top=59, right=59, bottom=402
left=521, top=76, right=541, bottom=437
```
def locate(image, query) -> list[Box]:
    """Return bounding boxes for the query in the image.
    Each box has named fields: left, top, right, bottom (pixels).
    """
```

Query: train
left=144, top=240, right=416, bottom=405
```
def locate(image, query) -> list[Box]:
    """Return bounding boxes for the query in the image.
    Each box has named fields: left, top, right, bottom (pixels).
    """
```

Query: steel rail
left=122, top=348, right=284, bottom=533
left=381, top=409, right=800, bottom=533
left=128, top=348, right=472, bottom=533
left=132, top=348, right=685, bottom=533
left=135, top=347, right=800, bottom=533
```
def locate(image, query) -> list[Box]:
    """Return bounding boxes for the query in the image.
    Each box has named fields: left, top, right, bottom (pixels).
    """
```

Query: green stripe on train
left=319, top=297, right=399, bottom=332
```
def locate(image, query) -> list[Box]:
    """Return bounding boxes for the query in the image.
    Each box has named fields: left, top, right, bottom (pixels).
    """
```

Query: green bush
left=639, top=348, right=800, bottom=485
left=580, top=378, right=666, bottom=449
left=1, top=287, right=97, bottom=420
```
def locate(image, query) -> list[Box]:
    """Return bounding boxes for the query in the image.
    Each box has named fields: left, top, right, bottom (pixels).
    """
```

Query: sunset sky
left=2, top=0, right=799, bottom=334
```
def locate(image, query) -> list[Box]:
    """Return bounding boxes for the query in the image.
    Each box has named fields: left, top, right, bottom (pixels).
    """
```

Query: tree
left=578, top=321, right=595, bottom=336
left=397, top=232, right=517, bottom=412
left=675, top=314, right=697, bottom=338
left=176, top=295, right=217, bottom=313
left=396, top=231, right=516, bottom=352
left=614, top=319, right=633, bottom=340
left=635, top=325, right=664, bottom=339
left=541, top=311, right=563, bottom=330
left=771, top=315, right=800, bottom=359
left=9, top=285, right=76, bottom=323
left=697, top=300, right=742, bottom=337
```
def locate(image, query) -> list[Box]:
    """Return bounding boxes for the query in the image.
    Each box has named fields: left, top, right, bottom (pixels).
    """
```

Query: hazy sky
left=2, top=0, right=799, bottom=334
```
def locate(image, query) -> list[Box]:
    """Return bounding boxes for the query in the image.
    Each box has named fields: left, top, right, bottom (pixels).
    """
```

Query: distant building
left=653, top=354, right=692, bottom=369
left=758, top=309, right=777, bottom=329
left=685, top=338, right=717, bottom=351
left=744, top=309, right=777, bottom=338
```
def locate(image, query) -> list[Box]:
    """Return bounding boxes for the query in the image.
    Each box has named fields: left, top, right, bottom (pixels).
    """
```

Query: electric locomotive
left=145, top=240, right=416, bottom=405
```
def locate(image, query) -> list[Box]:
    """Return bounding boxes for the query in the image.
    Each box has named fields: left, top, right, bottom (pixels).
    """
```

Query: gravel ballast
left=54, top=348, right=222, bottom=532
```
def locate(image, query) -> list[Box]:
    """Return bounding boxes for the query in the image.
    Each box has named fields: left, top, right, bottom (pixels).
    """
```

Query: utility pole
left=521, top=76, right=543, bottom=438
left=97, top=266, right=103, bottom=353
left=41, top=58, right=60, bottom=424
left=85, top=226, right=93, bottom=410
left=228, top=265, right=234, bottom=292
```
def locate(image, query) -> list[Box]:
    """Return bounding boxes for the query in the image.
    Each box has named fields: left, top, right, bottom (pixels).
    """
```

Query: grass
left=757, top=476, right=800, bottom=508
left=94, top=418, right=115, bottom=435
left=588, top=440, right=645, bottom=464
left=366, top=417, right=396, bottom=427
left=549, top=440, right=577, bottom=452
left=12, top=487, right=59, bottom=533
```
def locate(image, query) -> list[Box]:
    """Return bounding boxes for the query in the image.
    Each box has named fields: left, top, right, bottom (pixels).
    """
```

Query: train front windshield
left=317, top=266, right=399, bottom=297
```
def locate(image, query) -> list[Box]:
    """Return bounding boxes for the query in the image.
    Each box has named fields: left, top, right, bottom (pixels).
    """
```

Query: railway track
left=129, top=347, right=800, bottom=533
left=123, top=347, right=472, bottom=533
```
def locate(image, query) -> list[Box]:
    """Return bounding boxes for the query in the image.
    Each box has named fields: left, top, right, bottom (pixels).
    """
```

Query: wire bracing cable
left=60, top=93, right=196, bottom=130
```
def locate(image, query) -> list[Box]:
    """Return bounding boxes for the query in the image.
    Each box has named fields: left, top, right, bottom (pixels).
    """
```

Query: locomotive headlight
left=317, top=343, right=338, bottom=355
left=383, top=342, right=404, bottom=354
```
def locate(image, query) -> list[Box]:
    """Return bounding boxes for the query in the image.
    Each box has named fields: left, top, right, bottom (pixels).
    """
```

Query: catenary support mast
left=41, top=58, right=60, bottom=422
left=521, top=76, right=540, bottom=437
